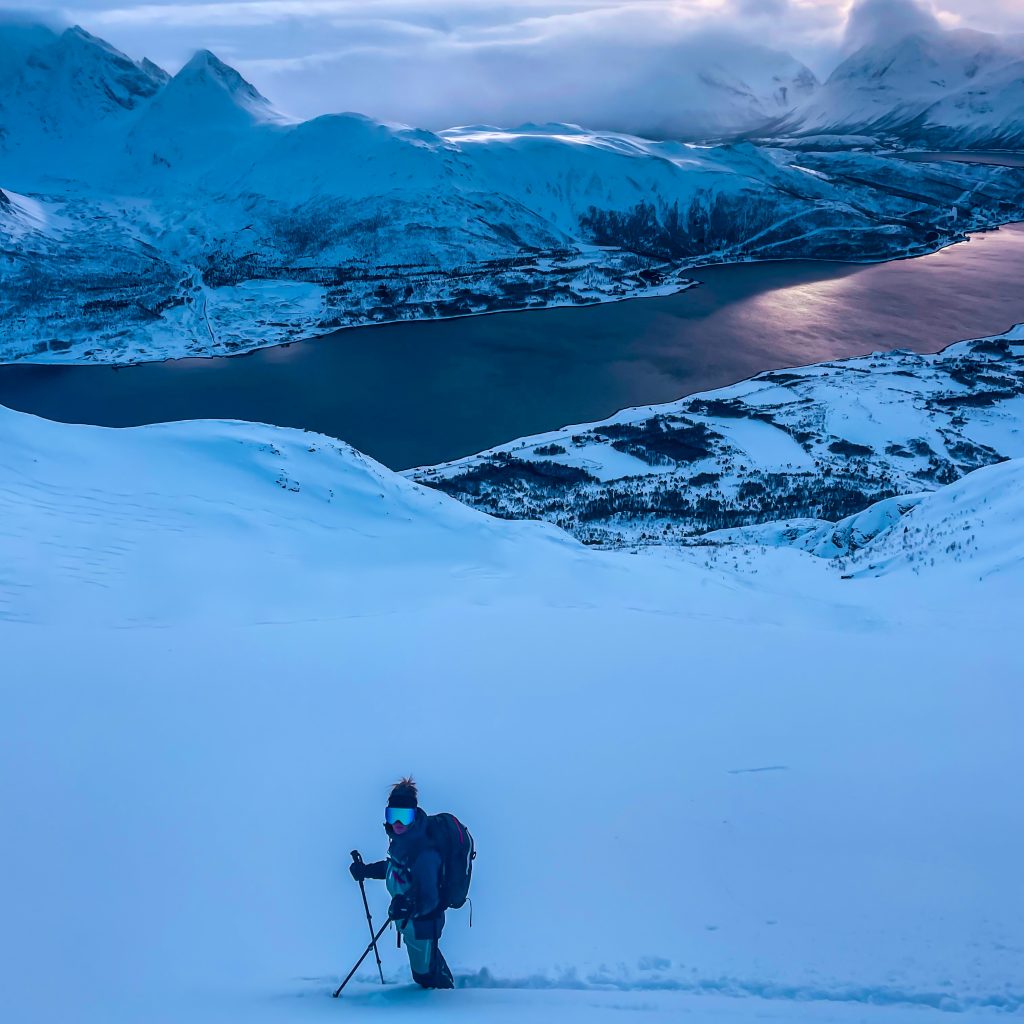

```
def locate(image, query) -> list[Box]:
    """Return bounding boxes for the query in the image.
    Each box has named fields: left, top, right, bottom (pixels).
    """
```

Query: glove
left=349, top=861, right=367, bottom=883
left=388, top=894, right=414, bottom=923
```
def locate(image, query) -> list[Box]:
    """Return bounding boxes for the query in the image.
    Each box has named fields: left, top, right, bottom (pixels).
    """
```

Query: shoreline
left=3, top=323, right=1021, bottom=476
left=895, top=150, right=1024, bottom=168
left=406, top=322, right=1024, bottom=474
left=12, top=215, right=1022, bottom=372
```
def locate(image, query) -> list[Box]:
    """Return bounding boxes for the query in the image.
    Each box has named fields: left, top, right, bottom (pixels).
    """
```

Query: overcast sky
left=7, top=0, right=1024, bottom=126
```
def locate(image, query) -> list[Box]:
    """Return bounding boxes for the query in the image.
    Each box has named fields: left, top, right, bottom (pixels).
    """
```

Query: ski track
left=322, top=968, right=1024, bottom=1015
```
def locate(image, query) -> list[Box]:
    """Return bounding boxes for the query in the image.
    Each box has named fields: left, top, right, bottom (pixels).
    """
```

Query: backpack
left=427, top=812, right=476, bottom=910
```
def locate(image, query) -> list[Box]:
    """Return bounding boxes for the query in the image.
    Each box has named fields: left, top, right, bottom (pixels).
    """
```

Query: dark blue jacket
left=363, top=812, right=442, bottom=920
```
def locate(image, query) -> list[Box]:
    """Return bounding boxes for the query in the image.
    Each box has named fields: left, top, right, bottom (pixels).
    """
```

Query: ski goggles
left=385, top=807, right=417, bottom=828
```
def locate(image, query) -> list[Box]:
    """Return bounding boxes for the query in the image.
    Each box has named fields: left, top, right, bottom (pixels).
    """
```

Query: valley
left=3, top=9, right=1024, bottom=1024
left=2, top=221, right=1023, bottom=469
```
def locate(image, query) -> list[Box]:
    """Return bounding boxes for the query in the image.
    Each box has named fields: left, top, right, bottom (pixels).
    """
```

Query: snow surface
left=705, top=494, right=928, bottom=558
left=2, top=396, right=1022, bottom=1023
left=846, top=457, right=1024, bottom=579
left=2, top=19, right=1024, bottom=1022
left=782, top=28, right=1024, bottom=149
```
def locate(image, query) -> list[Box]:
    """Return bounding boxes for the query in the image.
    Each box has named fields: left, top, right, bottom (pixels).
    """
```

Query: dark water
left=2, top=223, right=1024, bottom=470
left=897, top=151, right=1024, bottom=168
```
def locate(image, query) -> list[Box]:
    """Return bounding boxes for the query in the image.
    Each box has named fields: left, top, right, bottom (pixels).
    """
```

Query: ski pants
left=399, top=913, right=453, bottom=989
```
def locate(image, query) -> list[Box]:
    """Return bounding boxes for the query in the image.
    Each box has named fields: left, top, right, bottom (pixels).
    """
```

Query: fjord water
left=897, top=152, right=1024, bottom=168
left=2, top=223, right=1023, bottom=470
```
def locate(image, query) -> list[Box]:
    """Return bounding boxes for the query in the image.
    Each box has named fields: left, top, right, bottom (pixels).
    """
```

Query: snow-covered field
left=2, top=395, right=1021, bottom=1022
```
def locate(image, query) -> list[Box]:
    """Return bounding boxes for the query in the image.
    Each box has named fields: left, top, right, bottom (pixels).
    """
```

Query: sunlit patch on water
left=0, top=223, right=1022, bottom=469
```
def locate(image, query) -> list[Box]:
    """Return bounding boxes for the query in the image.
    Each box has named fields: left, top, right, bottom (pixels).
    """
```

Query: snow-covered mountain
left=2, top=329, right=1022, bottom=1020
left=3, top=18, right=1021, bottom=1022
left=125, top=49, right=289, bottom=177
left=921, top=53, right=1024, bottom=150
left=412, top=324, right=1024, bottom=549
left=782, top=28, right=1024, bottom=149
left=3, top=22, right=1024, bottom=364
left=0, top=24, right=166, bottom=181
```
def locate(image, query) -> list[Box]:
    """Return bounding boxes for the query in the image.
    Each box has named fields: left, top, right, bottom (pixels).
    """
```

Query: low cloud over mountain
left=843, top=0, right=943, bottom=53
left=24, top=1, right=1023, bottom=132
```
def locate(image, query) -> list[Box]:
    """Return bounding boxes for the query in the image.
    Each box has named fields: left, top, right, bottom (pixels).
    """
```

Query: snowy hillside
left=701, top=451, right=1024, bottom=578
left=2, top=390, right=1022, bottom=1022
left=782, top=27, right=1024, bottom=149
left=412, top=325, right=1024, bottom=548
left=0, top=409, right=584, bottom=629
left=846, top=456, right=1024, bottom=578
left=3, top=23, right=1024, bottom=364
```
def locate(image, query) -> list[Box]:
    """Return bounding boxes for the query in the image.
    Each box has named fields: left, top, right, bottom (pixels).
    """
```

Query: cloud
left=842, top=0, right=941, bottom=53
left=8, top=0, right=1022, bottom=131
left=736, top=0, right=791, bottom=15
left=226, top=5, right=827, bottom=134
left=39, top=1, right=830, bottom=131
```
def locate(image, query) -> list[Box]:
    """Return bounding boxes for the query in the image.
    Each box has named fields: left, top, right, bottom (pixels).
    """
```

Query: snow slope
left=846, top=456, right=1024, bottom=579
left=3, top=22, right=1024, bottom=364
left=414, top=326, right=1024, bottom=547
left=1, top=398, right=1022, bottom=1023
left=0, top=24, right=166, bottom=182
left=782, top=28, right=1024, bottom=149
left=124, top=49, right=291, bottom=179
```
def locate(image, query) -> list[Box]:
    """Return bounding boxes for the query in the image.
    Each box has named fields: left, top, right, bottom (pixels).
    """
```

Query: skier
left=349, top=778, right=456, bottom=989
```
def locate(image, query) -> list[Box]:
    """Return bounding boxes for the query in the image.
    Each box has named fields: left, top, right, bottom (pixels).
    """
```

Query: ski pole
left=351, top=851, right=385, bottom=985
left=332, top=917, right=392, bottom=999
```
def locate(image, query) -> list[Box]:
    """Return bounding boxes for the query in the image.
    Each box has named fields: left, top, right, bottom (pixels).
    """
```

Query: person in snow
left=349, top=777, right=455, bottom=989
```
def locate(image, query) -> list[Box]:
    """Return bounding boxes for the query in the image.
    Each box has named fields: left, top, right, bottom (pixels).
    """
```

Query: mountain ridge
left=779, top=27, right=1024, bottom=148
left=2, top=21, right=1024, bottom=364
left=2, top=16, right=1021, bottom=153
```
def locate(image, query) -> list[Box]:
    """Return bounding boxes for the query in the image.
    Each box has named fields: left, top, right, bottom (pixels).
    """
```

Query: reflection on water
left=1, top=224, right=1023, bottom=469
